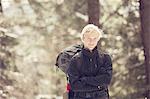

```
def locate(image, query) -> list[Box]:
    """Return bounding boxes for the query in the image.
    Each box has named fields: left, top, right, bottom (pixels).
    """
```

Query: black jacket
left=67, top=46, right=112, bottom=92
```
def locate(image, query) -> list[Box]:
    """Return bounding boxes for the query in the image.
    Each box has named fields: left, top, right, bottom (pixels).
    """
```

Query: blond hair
left=81, top=24, right=103, bottom=41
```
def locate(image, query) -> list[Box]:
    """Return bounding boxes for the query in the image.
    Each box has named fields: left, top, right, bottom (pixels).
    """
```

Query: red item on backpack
left=66, top=83, right=70, bottom=92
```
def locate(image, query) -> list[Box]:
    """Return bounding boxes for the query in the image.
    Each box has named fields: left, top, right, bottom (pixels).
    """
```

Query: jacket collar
left=82, top=46, right=98, bottom=58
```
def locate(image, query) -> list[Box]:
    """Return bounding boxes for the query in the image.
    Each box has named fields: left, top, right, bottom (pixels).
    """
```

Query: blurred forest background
left=0, top=0, right=150, bottom=99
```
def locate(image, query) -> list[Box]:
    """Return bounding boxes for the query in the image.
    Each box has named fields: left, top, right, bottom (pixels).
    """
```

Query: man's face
left=82, top=32, right=100, bottom=51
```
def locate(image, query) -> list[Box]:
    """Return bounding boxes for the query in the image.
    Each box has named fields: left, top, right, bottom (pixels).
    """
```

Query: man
left=67, top=24, right=112, bottom=99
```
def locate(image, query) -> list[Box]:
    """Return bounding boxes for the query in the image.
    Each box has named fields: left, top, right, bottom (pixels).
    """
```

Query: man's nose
left=90, top=39, right=95, bottom=42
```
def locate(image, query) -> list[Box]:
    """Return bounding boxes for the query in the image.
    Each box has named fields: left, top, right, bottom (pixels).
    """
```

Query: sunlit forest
left=0, top=0, right=150, bottom=99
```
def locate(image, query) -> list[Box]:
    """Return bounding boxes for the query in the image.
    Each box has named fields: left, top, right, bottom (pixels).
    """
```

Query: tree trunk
left=87, top=0, right=100, bottom=27
left=139, top=0, right=150, bottom=98
left=0, top=0, right=2, bottom=12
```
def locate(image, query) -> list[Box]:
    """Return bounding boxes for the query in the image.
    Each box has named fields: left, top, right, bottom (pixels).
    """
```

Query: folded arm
left=81, top=54, right=112, bottom=87
left=67, top=57, right=86, bottom=90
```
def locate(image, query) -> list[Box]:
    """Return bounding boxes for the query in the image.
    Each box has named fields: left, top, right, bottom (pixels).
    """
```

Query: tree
left=0, top=0, right=2, bottom=12
left=139, top=0, right=150, bottom=98
left=87, top=0, right=100, bottom=27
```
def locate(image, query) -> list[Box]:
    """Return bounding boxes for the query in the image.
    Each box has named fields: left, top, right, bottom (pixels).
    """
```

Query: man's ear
left=81, top=36, right=84, bottom=42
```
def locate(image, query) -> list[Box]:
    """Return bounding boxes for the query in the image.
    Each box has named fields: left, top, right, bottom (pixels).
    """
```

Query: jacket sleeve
left=67, top=57, right=86, bottom=90
left=81, top=54, right=112, bottom=87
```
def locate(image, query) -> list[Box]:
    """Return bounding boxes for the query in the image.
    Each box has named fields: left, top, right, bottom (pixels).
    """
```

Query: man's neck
left=84, top=47, right=93, bottom=53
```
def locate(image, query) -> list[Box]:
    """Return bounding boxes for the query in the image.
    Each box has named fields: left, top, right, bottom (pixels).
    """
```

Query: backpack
left=55, top=44, right=105, bottom=74
left=55, top=44, right=82, bottom=98
left=55, top=44, right=82, bottom=74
